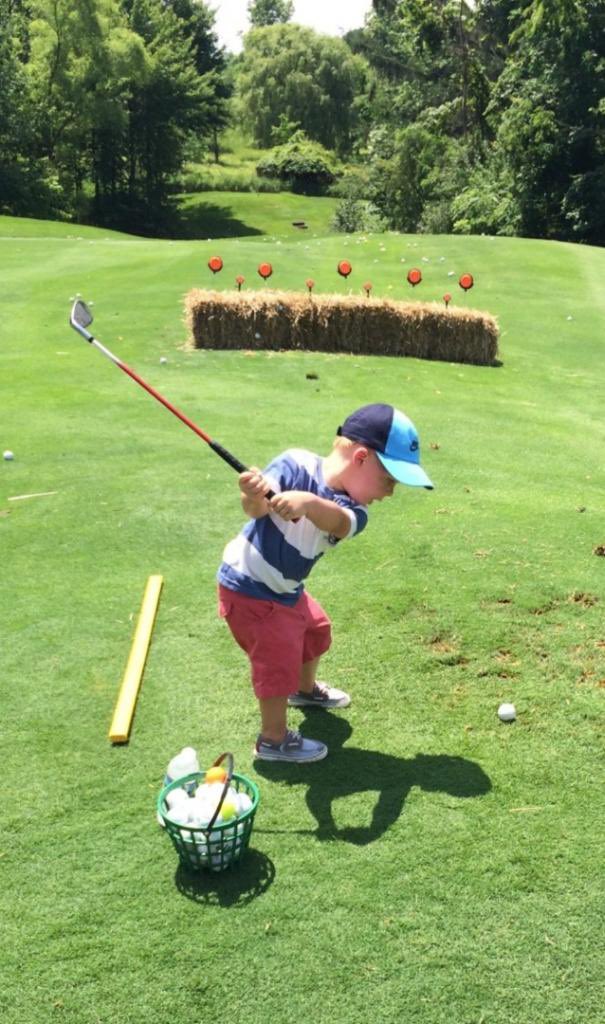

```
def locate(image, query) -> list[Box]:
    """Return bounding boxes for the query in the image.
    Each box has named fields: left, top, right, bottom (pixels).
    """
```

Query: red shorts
left=218, top=584, right=332, bottom=699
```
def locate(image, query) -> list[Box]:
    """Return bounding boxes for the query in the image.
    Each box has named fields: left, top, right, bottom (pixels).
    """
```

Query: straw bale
left=185, top=289, right=499, bottom=366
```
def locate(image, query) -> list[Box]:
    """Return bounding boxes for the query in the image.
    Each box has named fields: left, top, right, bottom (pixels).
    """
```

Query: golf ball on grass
left=498, top=702, right=516, bottom=722
left=3, top=450, right=14, bottom=461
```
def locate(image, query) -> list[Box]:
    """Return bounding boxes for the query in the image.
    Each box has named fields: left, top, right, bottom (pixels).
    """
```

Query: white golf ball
left=3, top=450, right=14, bottom=461
left=166, top=803, right=190, bottom=826
left=187, top=800, right=212, bottom=828
left=498, top=702, right=516, bottom=722
left=237, top=792, right=253, bottom=815
left=159, top=356, right=167, bottom=364
left=166, top=787, right=189, bottom=810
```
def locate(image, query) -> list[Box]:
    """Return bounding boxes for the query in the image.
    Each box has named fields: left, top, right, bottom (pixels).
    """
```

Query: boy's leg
left=298, top=656, right=321, bottom=695
left=259, top=695, right=288, bottom=743
left=256, top=692, right=327, bottom=763
left=217, top=586, right=329, bottom=761
left=287, top=595, right=351, bottom=709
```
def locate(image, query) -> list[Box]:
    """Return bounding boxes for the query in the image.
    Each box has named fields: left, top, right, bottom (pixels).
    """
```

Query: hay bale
left=185, top=289, right=499, bottom=366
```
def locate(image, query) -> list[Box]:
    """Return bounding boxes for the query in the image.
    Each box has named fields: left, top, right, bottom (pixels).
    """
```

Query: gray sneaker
left=288, top=681, right=351, bottom=709
left=254, top=729, right=328, bottom=763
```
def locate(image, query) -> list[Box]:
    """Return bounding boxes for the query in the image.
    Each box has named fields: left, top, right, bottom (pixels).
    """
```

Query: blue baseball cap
left=337, top=403, right=434, bottom=489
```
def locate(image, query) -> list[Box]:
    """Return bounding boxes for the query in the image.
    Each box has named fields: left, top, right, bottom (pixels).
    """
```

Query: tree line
left=0, top=0, right=229, bottom=233
left=1, top=0, right=604, bottom=243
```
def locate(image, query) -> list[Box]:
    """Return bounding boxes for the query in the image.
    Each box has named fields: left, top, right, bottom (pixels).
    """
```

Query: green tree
left=360, top=0, right=491, bottom=140
left=24, top=0, right=227, bottom=229
left=237, top=23, right=369, bottom=156
left=158, top=0, right=231, bottom=161
left=451, top=153, right=521, bottom=236
left=368, top=121, right=467, bottom=232
left=0, top=0, right=56, bottom=215
left=26, top=0, right=146, bottom=212
left=485, top=0, right=605, bottom=242
left=247, top=0, right=293, bottom=28
left=117, top=0, right=219, bottom=226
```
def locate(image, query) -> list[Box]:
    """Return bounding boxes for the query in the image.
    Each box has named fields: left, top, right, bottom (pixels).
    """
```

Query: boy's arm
left=269, top=491, right=351, bottom=539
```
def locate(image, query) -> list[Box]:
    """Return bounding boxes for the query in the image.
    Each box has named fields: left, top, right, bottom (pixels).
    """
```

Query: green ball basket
left=158, top=752, right=260, bottom=873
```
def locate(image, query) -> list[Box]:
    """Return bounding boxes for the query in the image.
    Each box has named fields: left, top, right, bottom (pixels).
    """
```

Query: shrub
left=451, top=160, right=521, bottom=237
left=173, top=164, right=282, bottom=194
left=256, top=131, right=338, bottom=194
left=331, top=197, right=386, bottom=234
left=330, top=169, right=386, bottom=233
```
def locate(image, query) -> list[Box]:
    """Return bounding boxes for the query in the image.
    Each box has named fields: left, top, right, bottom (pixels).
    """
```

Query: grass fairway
left=174, top=189, right=339, bottom=238
left=1, top=216, right=604, bottom=1024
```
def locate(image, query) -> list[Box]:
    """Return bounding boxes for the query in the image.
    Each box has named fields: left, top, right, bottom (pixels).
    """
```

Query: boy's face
left=345, top=447, right=398, bottom=505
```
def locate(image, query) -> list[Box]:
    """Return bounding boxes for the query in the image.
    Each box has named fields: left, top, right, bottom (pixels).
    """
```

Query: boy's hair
left=332, top=435, right=358, bottom=452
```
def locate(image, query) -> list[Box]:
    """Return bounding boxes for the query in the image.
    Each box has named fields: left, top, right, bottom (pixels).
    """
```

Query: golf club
left=69, top=299, right=274, bottom=494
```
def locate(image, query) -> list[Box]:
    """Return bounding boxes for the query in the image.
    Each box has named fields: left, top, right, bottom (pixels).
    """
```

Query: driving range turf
left=1, top=214, right=604, bottom=1024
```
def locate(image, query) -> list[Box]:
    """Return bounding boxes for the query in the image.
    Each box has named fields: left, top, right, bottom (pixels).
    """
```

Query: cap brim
left=377, top=453, right=434, bottom=490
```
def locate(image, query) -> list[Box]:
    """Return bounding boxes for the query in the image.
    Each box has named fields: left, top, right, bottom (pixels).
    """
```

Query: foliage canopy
left=2, top=0, right=604, bottom=243
left=237, top=23, right=370, bottom=157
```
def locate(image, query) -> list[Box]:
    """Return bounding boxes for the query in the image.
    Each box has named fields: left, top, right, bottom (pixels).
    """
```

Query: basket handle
left=205, top=752, right=234, bottom=832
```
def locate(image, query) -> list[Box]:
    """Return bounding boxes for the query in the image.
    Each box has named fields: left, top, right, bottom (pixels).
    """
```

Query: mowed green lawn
left=174, top=189, right=340, bottom=238
left=1, top=215, right=604, bottom=1024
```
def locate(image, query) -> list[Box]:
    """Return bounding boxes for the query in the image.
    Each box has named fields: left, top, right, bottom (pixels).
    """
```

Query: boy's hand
left=269, top=490, right=310, bottom=521
left=239, top=467, right=271, bottom=500
left=239, top=467, right=273, bottom=518
left=271, top=491, right=351, bottom=538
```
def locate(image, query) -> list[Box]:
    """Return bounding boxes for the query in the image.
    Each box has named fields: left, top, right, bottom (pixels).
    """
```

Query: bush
left=329, top=169, right=386, bottom=233
left=327, top=168, right=369, bottom=200
left=173, top=164, right=282, bottom=194
left=419, top=199, right=453, bottom=234
left=331, top=197, right=386, bottom=234
left=256, top=131, right=338, bottom=195
left=0, top=157, right=69, bottom=220
left=451, top=160, right=521, bottom=237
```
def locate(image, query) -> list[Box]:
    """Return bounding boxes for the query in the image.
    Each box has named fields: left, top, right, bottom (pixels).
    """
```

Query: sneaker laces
left=258, top=729, right=302, bottom=750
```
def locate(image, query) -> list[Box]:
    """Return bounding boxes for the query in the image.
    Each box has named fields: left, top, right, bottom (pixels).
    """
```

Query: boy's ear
left=353, top=445, right=369, bottom=466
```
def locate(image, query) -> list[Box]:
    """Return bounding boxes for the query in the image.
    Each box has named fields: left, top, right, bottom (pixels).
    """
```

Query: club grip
left=209, top=440, right=275, bottom=499
left=209, top=440, right=247, bottom=473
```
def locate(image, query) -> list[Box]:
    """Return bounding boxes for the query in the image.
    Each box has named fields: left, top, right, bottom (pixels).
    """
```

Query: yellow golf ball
left=220, top=801, right=237, bottom=820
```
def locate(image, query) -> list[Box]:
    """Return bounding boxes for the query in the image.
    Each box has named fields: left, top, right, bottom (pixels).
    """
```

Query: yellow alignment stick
left=108, top=575, right=164, bottom=744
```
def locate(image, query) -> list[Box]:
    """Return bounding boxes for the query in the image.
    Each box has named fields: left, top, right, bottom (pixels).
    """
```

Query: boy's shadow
left=254, top=711, right=491, bottom=845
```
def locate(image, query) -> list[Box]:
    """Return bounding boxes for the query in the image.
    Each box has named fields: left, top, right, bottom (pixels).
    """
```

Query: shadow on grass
left=174, top=848, right=275, bottom=907
left=169, top=196, right=264, bottom=239
left=254, top=711, right=491, bottom=846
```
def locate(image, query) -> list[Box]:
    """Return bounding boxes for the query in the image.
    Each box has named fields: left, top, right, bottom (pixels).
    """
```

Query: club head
left=69, top=299, right=94, bottom=338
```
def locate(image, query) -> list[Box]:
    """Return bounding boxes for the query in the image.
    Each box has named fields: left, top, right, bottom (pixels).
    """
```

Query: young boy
left=217, top=403, right=433, bottom=763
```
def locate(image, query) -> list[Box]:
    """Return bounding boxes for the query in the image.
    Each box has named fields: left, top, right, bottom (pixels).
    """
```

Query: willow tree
left=237, top=22, right=370, bottom=157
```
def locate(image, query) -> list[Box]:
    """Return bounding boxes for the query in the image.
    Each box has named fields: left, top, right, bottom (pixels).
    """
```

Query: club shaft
left=90, top=338, right=273, bottom=490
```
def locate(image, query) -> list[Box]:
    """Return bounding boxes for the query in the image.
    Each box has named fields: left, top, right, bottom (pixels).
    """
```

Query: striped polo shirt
left=217, top=448, right=368, bottom=605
